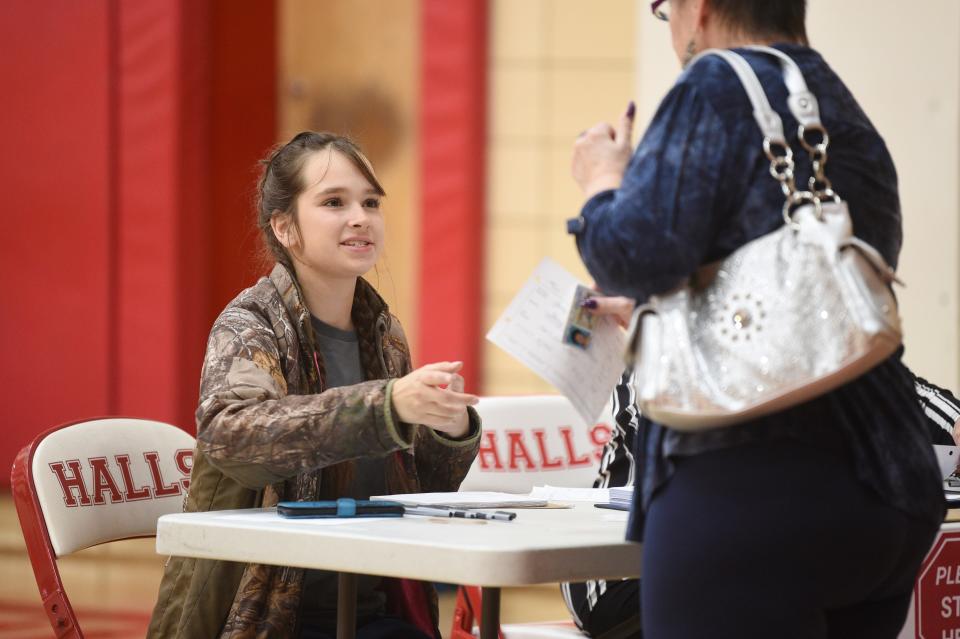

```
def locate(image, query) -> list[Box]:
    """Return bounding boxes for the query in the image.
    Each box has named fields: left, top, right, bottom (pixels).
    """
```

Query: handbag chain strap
left=743, top=46, right=841, bottom=206
left=689, top=47, right=841, bottom=224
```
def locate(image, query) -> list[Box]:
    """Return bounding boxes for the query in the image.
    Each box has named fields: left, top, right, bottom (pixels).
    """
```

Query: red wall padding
left=418, top=0, right=488, bottom=392
left=209, top=0, right=279, bottom=306
left=115, top=0, right=205, bottom=423
left=1, top=0, right=114, bottom=485
left=1, top=0, right=275, bottom=488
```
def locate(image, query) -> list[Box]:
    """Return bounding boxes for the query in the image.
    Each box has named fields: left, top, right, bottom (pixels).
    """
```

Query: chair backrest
left=460, top=395, right=614, bottom=493
left=10, top=417, right=195, bottom=638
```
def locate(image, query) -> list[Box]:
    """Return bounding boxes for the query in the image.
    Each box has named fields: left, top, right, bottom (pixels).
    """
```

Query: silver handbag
left=626, top=48, right=903, bottom=431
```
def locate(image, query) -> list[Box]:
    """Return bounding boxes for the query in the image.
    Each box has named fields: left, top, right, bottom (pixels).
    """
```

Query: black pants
left=641, top=439, right=939, bottom=639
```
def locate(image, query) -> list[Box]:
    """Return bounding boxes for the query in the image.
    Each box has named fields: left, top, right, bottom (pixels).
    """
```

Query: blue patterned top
left=569, top=44, right=945, bottom=538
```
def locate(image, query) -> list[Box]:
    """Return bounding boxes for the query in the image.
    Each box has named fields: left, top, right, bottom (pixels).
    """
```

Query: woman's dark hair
left=256, top=131, right=386, bottom=267
left=708, top=0, right=808, bottom=45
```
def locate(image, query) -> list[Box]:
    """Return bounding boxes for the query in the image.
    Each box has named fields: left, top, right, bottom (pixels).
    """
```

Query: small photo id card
left=563, top=285, right=596, bottom=350
left=486, top=258, right=629, bottom=424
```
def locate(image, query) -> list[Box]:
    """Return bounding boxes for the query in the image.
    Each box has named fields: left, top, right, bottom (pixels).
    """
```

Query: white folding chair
left=459, top=395, right=612, bottom=494
left=453, top=396, right=615, bottom=639
left=10, top=417, right=195, bottom=638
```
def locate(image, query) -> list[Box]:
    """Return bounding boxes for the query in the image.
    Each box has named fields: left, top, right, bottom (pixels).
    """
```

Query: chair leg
left=450, top=586, right=507, bottom=639
left=13, top=447, right=83, bottom=639
left=43, top=589, right=82, bottom=638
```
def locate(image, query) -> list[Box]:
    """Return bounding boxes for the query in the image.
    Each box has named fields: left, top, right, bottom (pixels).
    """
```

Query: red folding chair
left=10, top=417, right=195, bottom=638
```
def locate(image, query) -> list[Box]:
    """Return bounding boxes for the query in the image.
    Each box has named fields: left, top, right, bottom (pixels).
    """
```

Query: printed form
left=487, top=258, right=628, bottom=425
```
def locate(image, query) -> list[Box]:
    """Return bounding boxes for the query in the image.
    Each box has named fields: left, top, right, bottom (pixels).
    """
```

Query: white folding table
left=155, top=502, right=642, bottom=639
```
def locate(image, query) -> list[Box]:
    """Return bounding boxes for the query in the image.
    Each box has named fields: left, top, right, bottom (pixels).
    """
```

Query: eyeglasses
left=650, top=0, right=669, bottom=21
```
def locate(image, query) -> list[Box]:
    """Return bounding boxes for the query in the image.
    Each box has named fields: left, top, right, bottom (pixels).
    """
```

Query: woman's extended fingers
left=446, top=390, right=479, bottom=407
left=417, top=370, right=457, bottom=387
left=583, top=295, right=636, bottom=328
left=409, top=361, right=461, bottom=386
left=429, top=383, right=479, bottom=407
left=582, top=122, right=616, bottom=141
left=419, top=360, right=463, bottom=374
left=417, top=376, right=476, bottom=432
left=416, top=393, right=474, bottom=427
left=571, top=105, right=635, bottom=198
left=615, top=100, right=636, bottom=148
left=416, top=369, right=476, bottom=401
left=447, top=374, right=465, bottom=394
left=392, top=362, right=477, bottom=427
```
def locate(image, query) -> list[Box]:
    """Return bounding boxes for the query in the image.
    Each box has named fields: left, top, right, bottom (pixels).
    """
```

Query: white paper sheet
left=529, top=486, right=611, bottom=502
left=372, top=491, right=548, bottom=508
left=486, top=258, right=628, bottom=424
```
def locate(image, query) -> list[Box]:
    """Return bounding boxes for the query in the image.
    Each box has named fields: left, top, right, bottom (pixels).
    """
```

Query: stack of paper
left=609, top=486, right=634, bottom=509
left=529, top=486, right=610, bottom=502
left=372, top=491, right=548, bottom=509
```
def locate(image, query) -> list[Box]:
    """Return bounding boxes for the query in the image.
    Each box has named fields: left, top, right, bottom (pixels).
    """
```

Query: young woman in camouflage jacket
left=148, top=132, right=482, bottom=639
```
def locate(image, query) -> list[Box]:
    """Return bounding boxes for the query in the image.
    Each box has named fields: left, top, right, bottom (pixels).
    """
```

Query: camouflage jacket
left=148, top=263, right=481, bottom=638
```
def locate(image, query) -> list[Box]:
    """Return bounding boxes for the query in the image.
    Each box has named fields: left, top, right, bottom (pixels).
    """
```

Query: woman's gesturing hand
left=392, top=361, right=478, bottom=438
left=571, top=101, right=636, bottom=199
left=582, top=294, right=636, bottom=329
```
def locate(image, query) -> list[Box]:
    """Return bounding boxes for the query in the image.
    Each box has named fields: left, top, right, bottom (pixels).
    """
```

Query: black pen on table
left=403, top=506, right=516, bottom=521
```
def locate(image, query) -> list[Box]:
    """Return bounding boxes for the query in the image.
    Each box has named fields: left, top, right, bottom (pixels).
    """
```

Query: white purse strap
left=688, top=48, right=787, bottom=148
left=743, top=45, right=822, bottom=130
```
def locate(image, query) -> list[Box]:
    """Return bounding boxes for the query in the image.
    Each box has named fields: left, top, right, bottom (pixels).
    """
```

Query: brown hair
left=256, top=131, right=386, bottom=268
left=693, top=0, right=808, bottom=45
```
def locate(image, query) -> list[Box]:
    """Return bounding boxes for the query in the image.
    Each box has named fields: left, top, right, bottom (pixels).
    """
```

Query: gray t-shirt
left=300, top=316, right=388, bottom=621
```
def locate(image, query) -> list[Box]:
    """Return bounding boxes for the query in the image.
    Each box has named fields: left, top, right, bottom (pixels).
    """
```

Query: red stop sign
left=917, top=531, right=960, bottom=639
